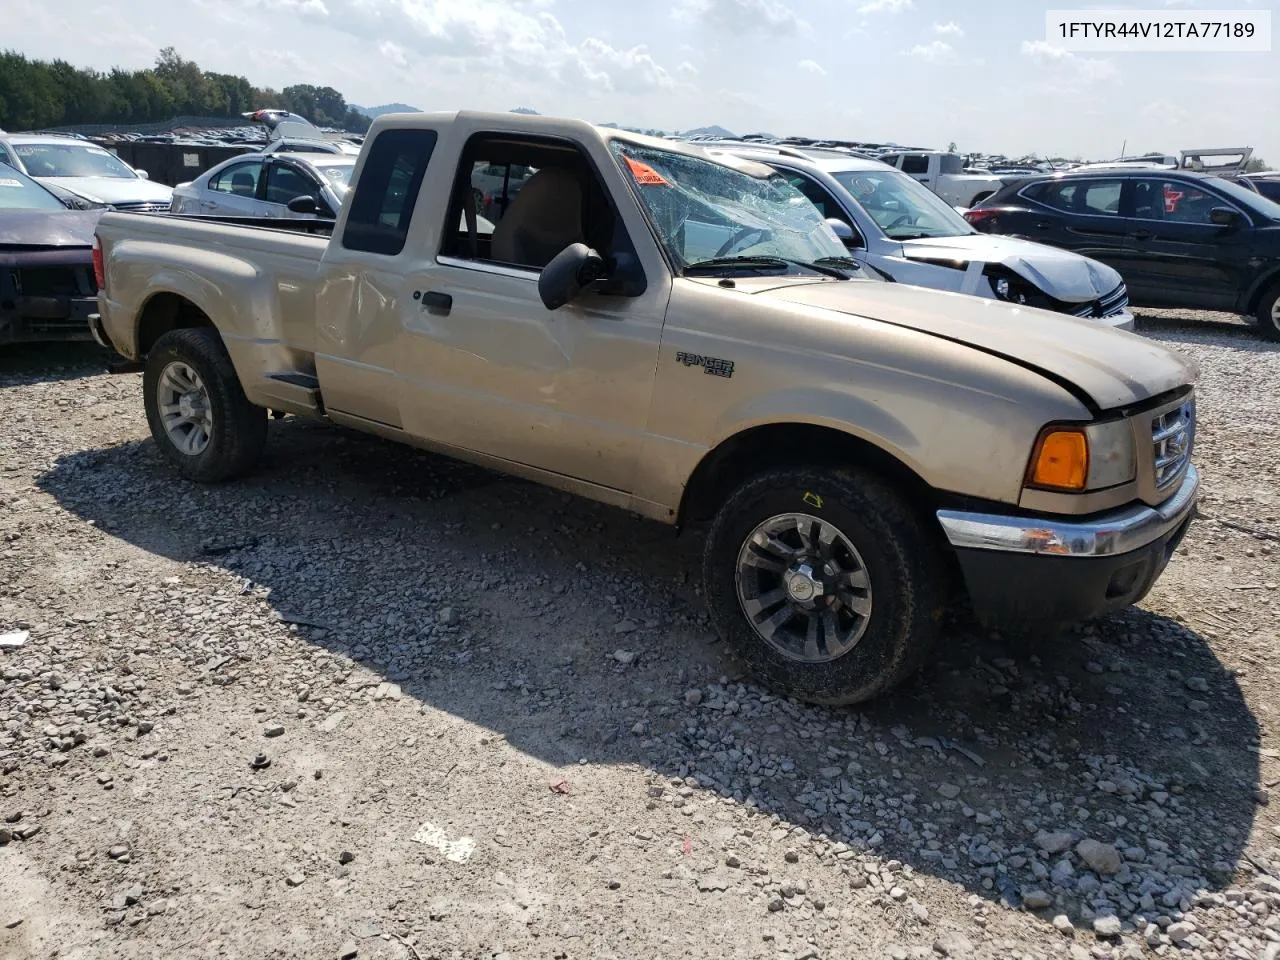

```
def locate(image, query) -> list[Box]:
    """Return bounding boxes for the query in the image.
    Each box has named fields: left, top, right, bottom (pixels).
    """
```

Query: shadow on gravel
left=1133, top=311, right=1277, bottom=351
left=37, top=417, right=1263, bottom=923
left=0, top=342, right=113, bottom=387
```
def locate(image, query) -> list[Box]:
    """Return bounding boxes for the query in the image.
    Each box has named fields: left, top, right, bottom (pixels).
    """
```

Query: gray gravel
left=0, top=320, right=1277, bottom=959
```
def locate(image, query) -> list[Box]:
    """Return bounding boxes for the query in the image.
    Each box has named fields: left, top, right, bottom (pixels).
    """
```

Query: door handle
left=415, top=290, right=452, bottom=313
left=1034, top=221, right=1050, bottom=230
left=199, top=200, right=216, bottom=208
left=1130, top=230, right=1153, bottom=241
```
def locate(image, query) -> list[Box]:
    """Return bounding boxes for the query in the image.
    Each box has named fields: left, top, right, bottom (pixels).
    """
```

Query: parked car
left=257, top=138, right=362, bottom=156
left=965, top=169, right=1280, bottom=339
left=0, top=165, right=101, bottom=344
left=93, top=112, right=1201, bottom=706
left=714, top=145, right=1134, bottom=329
left=171, top=152, right=356, bottom=219
left=0, top=134, right=173, bottom=212
left=874, top=150, right=1010, bottom=208
left=1240, top=173, right=1280, bottom=204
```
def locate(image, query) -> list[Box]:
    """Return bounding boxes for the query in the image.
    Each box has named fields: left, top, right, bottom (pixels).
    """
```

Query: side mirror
left=824, top=217, right=858, bottom=247
left=134, top=168, right=150, bottom=180
left=287, top=195, right=320, bottom=215
left=538, top=243, right=608, bottom=310
left=1210, top=206, right=1243, bottom=228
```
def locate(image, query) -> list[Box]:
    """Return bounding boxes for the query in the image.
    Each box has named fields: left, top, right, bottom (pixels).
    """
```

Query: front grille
left=113, top=201, right=170, bottom=213
left=1151, top=398, right=1195, bottom=489
left=12, top=266, right=96, bottom=297
left=1070, top=283, right=1130, bottom=319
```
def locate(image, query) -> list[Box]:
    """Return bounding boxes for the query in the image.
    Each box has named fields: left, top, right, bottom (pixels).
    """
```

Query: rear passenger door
left=1023, top=177, right=1129, bottom=266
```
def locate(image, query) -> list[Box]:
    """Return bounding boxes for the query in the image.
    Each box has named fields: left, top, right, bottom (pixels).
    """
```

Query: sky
left=6, top=0, right=1279, bottom=163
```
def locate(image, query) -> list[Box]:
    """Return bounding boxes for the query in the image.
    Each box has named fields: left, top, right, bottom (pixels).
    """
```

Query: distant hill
left=680, top=125, right=736, bottom=139
left=350, top=102, right=421, bottom=119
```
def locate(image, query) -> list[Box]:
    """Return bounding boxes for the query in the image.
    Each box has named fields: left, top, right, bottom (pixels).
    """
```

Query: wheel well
left=136, top=293, right=214, bottom=356
left=971, top=190, right=994, bottom=205
left=1245, top=270, right=1280, bottom=315
left=679, top=423, right=939, bottom=529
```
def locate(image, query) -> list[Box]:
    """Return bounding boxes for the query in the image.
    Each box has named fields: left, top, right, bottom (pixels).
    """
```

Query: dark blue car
left=965, top=168, right=1280, bottom=340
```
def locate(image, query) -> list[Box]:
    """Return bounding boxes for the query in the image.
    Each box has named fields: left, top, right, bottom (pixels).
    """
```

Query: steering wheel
left=885, top=214, right=915, bottom=230
left=714, top=226, right=771, bottom=258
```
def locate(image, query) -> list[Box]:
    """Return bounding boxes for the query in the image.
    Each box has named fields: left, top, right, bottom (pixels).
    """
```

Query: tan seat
left=489, top=168, right=584, bottom=268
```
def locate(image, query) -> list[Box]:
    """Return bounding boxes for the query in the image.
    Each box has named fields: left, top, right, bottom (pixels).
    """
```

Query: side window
left=1256, top=180, right=1280, bottom=203
left=1136, top=179, right=1223, bottom=224
left=1034, top=179, right=1121, bottom=216
left=265, top=163, right=319, bottom=205
left=785, top=174, right=838, bottom=219
left=342, top=128, right=437, bottom=256
left=880, top=154, right=901, bottom=169
left=901, top=154, right=931, bottom=175
left=210, top=161, right=264, bottom=197
left=440, top=135, right=632, bottom=273
left=1080, top=180, right=1122, bottom=215
left=1032, top=181, right=1077, bottom=212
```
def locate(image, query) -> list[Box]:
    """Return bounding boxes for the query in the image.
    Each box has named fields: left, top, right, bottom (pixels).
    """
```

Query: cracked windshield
left=613, top=142, right=850, bottom=273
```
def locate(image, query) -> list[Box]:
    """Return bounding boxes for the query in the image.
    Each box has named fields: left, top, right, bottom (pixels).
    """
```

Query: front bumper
left=937, top=465, right=1199, bottom=626
left=0, top=248, right=98, bottom=345
left=1099, top=308, right=1135, bottom=332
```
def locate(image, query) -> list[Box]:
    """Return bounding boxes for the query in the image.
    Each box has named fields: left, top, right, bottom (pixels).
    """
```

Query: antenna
left=1120, top=138, right=1126, bottom=159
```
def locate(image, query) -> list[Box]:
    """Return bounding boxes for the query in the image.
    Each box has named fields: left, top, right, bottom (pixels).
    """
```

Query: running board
left=260, top=372, right=324, bottom=417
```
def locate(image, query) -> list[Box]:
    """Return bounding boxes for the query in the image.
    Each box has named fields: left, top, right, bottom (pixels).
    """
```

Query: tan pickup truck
left=91, top=111, right=1200, bottom=705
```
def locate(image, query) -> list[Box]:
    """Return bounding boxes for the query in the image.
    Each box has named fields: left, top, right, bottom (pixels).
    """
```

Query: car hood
left=0, top=208, right=102, bottom=247
left=898, top=234, right=1123, bottom=302
left=40, top=177, right=174, bottom=205
left=755, top=279, right=1194, bottom=411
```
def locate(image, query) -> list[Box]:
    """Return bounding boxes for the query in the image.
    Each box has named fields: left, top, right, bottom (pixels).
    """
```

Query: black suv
left=965, top=169, right=1280, bottom=340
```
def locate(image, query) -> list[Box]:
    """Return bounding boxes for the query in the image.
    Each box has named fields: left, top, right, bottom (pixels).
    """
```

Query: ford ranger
left=91, top=111, right=1200, bottom=705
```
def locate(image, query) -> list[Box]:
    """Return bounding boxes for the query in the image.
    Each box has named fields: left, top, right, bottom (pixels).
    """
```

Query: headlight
left=1026, top=420, right=1135, bottom=492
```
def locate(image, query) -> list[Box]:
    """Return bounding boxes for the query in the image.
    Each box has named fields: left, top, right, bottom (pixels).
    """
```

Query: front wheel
left=143, top=327, right=267, bottom=482
left=1256, top=282, right=1280, bottom=342
left=702, top=467, right=945, bottom=705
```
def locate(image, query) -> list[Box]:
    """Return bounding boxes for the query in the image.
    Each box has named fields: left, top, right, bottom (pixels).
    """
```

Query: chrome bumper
left=87, top=312, right=111, bottom=349
left=937, top=464, right=1199, bottom=558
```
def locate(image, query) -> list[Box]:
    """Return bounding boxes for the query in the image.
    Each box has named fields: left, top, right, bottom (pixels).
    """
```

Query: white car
left=713, top=144, right=1134, bottom=330
left=171, top=152, right=356, bottom=219
left=0, top=134, right=173, bottom=212
left=172, top=152, right=496, bottom=234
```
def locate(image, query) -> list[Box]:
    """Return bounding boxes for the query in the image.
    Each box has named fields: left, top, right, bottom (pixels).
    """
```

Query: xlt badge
left=676, top=351, right=734, bottom=378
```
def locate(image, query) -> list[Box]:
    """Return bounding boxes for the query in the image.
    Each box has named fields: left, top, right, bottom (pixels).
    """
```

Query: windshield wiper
left=811, top=257, right=865, bottom=277
left=684, top=255, right=852, bottom=279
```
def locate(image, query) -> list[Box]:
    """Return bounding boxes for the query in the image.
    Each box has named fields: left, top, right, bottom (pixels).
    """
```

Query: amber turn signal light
left=1028, top=429, right=1088, bottom=491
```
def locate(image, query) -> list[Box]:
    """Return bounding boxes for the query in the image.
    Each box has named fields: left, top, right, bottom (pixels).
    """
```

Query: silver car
left=170, top=152, right=355, bottom=218
left=0, top=134, right=173, bottom=212
left=709, top=142, right=1135, bottom=330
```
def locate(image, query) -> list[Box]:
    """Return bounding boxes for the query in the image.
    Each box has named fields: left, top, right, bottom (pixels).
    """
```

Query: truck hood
left=898, top=234, right=1123, bottom=303
left=756, top=280, right=1194, bottom=411
left=39, top=177, right=174, bottom=206
left=0, top=208, right=102, bottom=247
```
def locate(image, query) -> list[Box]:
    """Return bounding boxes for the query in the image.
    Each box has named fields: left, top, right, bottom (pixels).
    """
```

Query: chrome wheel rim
left=1271, top=297, right=1280, bottom=328
left=734, top=512, right=873, bottom=663
left=157, top=361, right=213, bottom=456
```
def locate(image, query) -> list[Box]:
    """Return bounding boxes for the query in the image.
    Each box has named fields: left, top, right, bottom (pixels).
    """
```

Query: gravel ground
left=0, top=308, right=1278, bottom=960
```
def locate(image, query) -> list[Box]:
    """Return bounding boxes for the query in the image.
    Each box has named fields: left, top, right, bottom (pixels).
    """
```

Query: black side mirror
left=287, top=195, right=320, bottom=215
left=538, top=243, right=608, bottom=310
left=1209, top=206, right=1243, bottom=229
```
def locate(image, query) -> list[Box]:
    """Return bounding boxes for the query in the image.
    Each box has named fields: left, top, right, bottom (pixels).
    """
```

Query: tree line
left=0, top=48, right=370, bottom=133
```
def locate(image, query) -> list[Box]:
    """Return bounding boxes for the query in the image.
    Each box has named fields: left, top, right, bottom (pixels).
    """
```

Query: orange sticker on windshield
left=624, top=155, right=670, bottom=186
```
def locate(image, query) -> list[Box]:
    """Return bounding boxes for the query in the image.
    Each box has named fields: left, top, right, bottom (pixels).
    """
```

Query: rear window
left=901, top=154, right=930, bottom=175
left=342, top=128, right=438, bottom=256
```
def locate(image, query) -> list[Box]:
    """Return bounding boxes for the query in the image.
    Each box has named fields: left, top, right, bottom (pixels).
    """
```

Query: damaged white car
left=715, top=146, right=1134, bottom=330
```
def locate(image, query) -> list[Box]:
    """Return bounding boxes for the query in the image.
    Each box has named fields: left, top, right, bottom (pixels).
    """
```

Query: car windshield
left=14, top=142, right=137, bottom=179
left=831, top=168, right=975, bottom=240
left=612, top=142, right=849, bottom=272
left=312, top=162, right=354, bottom=191
left=1213, top=176, right=1280, bottom=221
left=0, top=168, right=67, bottom=211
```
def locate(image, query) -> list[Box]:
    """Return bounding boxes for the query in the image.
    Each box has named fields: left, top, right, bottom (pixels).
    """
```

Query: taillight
left=92, top=236, right=105, bottom=291
left=963, top=207, right=1001, bottom=227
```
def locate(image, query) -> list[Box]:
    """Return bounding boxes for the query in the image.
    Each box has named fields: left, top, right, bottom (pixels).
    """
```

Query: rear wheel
left=703, top=467, right=945, bottom=705
left=971, top=191, right=994, bottom=206
left=1256, top=282, right=1280, bottom=342
left=143, top=327, right=267, bottom=482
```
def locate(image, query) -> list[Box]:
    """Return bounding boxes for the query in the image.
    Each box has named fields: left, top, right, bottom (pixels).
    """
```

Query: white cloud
left=378, top=40, right=408, bottom=68
left=578, top=38, right=678, bottom=93
left=671, top=0, right=808, bottom=35
left=797, top=59, right=826, bottom=75
left=933, top=21, right=963, bottom=37
left=678, top=61, right=699, bottom=75
left=856, top=0, right=913, bottom=14
left=907, top=40, right=953, bottom=61
left=1020, top=39, right=1116, bottom=82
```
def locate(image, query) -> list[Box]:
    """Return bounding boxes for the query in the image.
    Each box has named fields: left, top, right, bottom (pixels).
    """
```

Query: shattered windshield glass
left=611, top=141, right=849, bottom=273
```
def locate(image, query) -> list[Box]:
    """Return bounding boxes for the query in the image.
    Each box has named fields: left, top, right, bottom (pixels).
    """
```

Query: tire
left=702, top=466, right=945, bottom=706
left=143, top=327, right=267, bottom=482
left=1256, top=282, right=1280, bottom=342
